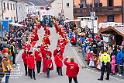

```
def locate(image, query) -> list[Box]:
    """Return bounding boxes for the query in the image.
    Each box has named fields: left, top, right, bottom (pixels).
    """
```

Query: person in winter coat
left=27, top=52, right=36, bottom=80
left=70, top=35, right=77, bottom=46
left=88, top=51, right=95, bottom=67
left=116, top=48, right=124, bottom=76
left=2, top=53, right=13, bottom=83
left=0, top=56, right=4, bottom=83
left=68, top=31, right=73, bottom=39
left=46, top=55, right=53, bottom=78
left=98, top=50, right=111, bottom=81
left=34, top=47, right=42, bottom=74
left=64, top=57, right=79, bottom=83
left=54, top=51, right=63, bottom=76
left=111, top=55, right=116, bottom=74
left=22, top=49, right=28, bottom=76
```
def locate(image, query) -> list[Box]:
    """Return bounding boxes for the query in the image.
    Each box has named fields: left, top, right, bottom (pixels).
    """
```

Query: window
left=66, top=3, right=69, bottom=7
left=3, top=2, right=6, bottom=10
left=108, top=0, right=113, bottom=6
left=10, top=3, right=12, bottom=10
left=13, top=4, right=15, bottom=10
left=94, top=0, right=100, bottom=7
left=107, top=15, right=114, bottom=22
left=7, top=3, right=9, bottom=10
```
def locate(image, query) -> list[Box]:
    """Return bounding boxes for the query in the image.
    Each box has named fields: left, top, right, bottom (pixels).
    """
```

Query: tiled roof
left=16, top=0, right=54, bottom=6
left=114, top=26, right=124, bottom=36
left=99, top=26, right=124, bottom=37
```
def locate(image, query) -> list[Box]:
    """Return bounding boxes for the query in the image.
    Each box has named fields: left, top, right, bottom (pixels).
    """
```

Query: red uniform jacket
left=27, top=44, right=31, bottom=51
left=34, top=50, right=42, bottom=61
left=31, top=41, right=36, bottom=47
left=54, top=23, right=59, bottom=33
left=57, top=40, right=66, bottom=54
left=64, top=58, right=79, bottom=77
left=45, top=29, right=50, bottom=36
left=27, top=55, right=35, bottom=69
left=54, top=54, right=63, bottom=67
left=46, top=59, right=54, bottom=70
left=40, top=44, right=44, bottom=52
left=36, top=24, right=41, bottom=29
left=70, top=36, right=77, bottom=44
left=32, top=28, right=37, bottom=33
left=22, top=52, right=28, bottom=64
left=42, top=50, right=52, bottom=72
left=42, top=50, right=52, bottom=59
left=53, top=49, right=63, bottom=57
left=23, top=43, right=31, bottom=51
left=33, top=33, right=39, bottom=41
left=43, top=37, right=50, bottom=45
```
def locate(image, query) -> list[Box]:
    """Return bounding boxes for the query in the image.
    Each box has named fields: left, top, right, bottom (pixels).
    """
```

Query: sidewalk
left=72, top=44, right=124, bottom=80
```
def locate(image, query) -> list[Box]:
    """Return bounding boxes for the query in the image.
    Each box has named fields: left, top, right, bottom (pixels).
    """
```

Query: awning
left=9, top=22, right=24, bottom=27
left=98, top=26, right=124, bottom=37
left=64, top=19, right=80, bottom=23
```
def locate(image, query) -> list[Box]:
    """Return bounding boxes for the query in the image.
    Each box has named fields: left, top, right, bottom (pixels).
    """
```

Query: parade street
left=9, top=27, right=124, bottom=83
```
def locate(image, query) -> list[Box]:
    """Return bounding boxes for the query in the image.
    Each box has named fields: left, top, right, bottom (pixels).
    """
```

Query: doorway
left=115, top=34, right=123, bottom=45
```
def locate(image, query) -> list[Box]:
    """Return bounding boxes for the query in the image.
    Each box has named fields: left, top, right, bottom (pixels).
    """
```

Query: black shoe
left=34, top=78, right=36, bottom=80
left=105, top=78, right=109, bottom=80
left=98, top=79, right=103, bottom=81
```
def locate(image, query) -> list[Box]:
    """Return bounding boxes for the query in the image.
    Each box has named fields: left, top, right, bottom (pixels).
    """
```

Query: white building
left=2, top=0, right=17, bottom=22
left=16, top=2, right=28, bottom=22
left=50, top=0, right=74, bottom=20
left=77, top=17, right=98, bottom=33
left=0, top=0, right=2, bottom=20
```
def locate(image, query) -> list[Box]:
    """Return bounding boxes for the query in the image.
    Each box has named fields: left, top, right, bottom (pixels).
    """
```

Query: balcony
left=94, top=6, right=122, bottom=16
left=73, top=7, right=90, bottom=17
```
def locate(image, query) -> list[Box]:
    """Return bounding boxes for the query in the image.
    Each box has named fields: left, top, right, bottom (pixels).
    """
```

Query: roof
left=99, top=26, right=124, bottom=37
left=16, top=0, right=54, bottom=6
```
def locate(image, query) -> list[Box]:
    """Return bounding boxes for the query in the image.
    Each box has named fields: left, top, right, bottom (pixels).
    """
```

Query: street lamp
left=90, top=0, right=95, bottom=33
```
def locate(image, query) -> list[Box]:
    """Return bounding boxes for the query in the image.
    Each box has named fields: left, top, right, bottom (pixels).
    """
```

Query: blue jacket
left=68, top=31, right=72, bottom=39
left=116, top=50, right=124, bottom=64
left=79, top=37, right=85, bottom=44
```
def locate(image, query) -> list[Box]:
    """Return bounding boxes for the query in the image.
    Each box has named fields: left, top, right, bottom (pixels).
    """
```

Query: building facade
left=2, top=0, right=17, bottom=22
left=16, top=2, right=28, bottom=22
left=74, top=0, right=124, bottom=24
left=50, top=0, right=74, bottom=20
